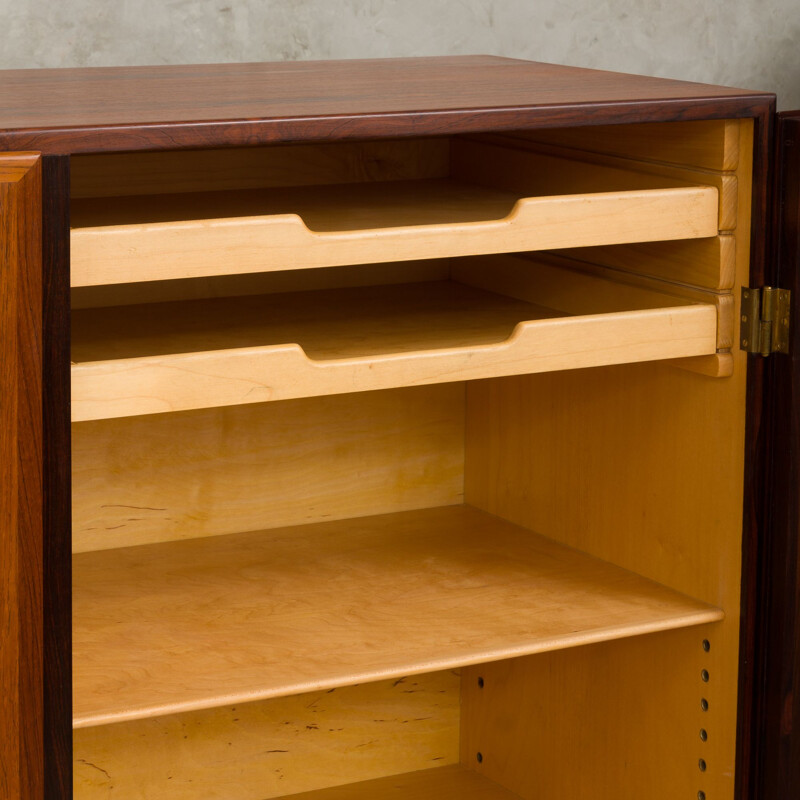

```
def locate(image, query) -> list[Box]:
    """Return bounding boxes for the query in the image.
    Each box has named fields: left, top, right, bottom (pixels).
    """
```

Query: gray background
left=2, top=0, right=798, bottom=109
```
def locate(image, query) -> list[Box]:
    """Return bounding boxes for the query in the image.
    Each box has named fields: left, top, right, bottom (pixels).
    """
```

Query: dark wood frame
left=743, top=111, right=800, bottom=800
left=0, top=57, right=788, bottom=800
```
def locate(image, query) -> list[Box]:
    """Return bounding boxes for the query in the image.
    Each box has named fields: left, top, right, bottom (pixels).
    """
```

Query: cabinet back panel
left=70, top=260, right=450, bottom=310
left=70, top=138, right=451, bottom=198
left=74, top=670, right=460, bottom=800
left=72, top=384, right=464, bottom=553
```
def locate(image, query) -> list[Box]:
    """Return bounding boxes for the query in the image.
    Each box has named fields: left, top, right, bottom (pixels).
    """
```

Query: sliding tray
left=69, top=147, right=720, bottom=287
left=70, top=256, right=721, bottom=421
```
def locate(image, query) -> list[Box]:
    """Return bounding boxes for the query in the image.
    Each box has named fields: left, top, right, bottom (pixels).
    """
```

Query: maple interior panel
left=502, top=118, right=740, bottom=171
left=69, top=256, right=719, bottom=422
left=460, top=629, right=723, bottom=800
left=70, top=259, right=451, bottom=309
left=265, top=766, right=526, bottom=800
left=75, top=671, right=462, bottom=800
left=456, top=119, right=754, bottom=799
left=72, top=504, right=721, bottom=729
left=69, top=138, right=452, bottom=198
left=71, top=384, right=464, bottom=553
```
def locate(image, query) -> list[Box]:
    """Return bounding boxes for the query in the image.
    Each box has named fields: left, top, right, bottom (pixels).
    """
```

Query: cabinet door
left=0, top=154, right=44, bottom=800
left=749, top=111, right=800, bottom=800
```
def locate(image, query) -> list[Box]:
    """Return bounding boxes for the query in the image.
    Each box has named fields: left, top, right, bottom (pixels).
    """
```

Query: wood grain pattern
left=559, top=235, right=735, bottom=292
left=69, top=272, right=718, bottom=421
left=461, top=627, right=722, bottom=800
left=457, top=135, right=736, bottom=231
left=745, top=111, right=800, bottom=800
left=75, top=672, right=460, bottom=800
left=70, top=138, right=450, bottom=198
left=462, top=122, right=753, bottom=793
left=453, top=253, right=734, bottom=349
left=464, top=363, right=748, bottom=799
left=72, top=505, right=722, bottom=729
left=734, top=106, right=773, bottom=800
left=0, top=155, right=44, bottom=800
left=72, top=385, right=464, bottom=553
left=260, top=766, right=524, bottom=800
left=69, top=177, right=718, bottom=287
left=507, top=118, right=740, bottom=170
left=0, top=58, right=772, bottom=154
left=41, top=155, right=73, bottom=800
left=70, top=259, right=450, bottom=310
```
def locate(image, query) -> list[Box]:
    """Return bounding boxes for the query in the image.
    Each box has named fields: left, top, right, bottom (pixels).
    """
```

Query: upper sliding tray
left=69, top=145, right=721, bottom=287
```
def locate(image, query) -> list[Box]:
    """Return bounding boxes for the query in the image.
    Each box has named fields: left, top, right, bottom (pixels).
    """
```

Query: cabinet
left=0, top=56, right=797, bottom=800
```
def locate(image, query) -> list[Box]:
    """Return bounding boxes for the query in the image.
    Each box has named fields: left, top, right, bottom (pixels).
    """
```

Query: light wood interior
left=75, top=672, right=462, bottom=800
left=263, top=766, right=526, bottom=800
left=69, top=135, right=722, bottom=287
left=71, top=117, right=751, bottom=800
left=70, top=255, right=720, bottom=421
left=70, top=138, right=452, bottom=199
left=457, top=119, right=753, bottom=800
left=504, top=119, right=741, bottom=171
left=71, top=385, right=464, bottom=553
left=72, top=504, right=721, bottom=728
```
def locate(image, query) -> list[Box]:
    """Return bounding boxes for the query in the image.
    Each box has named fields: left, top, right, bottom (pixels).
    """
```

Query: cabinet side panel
left=461, top=628, right=718, bottom=800
left=0, top=156, right=44, bottom=800
left=463, top=120, right=753, bottom=799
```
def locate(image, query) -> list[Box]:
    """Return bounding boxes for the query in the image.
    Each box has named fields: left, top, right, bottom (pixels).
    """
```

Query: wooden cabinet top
left=0, top=55, right=774, bottom=154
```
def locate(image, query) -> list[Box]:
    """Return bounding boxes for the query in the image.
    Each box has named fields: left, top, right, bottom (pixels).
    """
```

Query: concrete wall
left=1, top=0, right=797, bottom=109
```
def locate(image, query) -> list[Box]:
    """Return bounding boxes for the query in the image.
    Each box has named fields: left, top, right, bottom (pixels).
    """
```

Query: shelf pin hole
left=478, top=676, right=484, bottom=688
left=701, top=669, right=710, bottom=682
left=477, top=752, right=483, bottom=764
left=699, top=759, right=707, bottom=772
left=702, top=639, right=710, bottom=652
left=698, top=792, right=706, bottom=800
left=700, top=729, right=708, bottom=742
left=701, top=698, right=709, bottom=711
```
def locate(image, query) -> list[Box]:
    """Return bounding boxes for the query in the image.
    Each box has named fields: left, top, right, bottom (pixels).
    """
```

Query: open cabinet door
left=749, top=111, right=800, bottom=799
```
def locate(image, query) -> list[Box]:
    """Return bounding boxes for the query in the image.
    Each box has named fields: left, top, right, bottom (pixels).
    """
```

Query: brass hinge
left=740, top=287, right=791, bottom=355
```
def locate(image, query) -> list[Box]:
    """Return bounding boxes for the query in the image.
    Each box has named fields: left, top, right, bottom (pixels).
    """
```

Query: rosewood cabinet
left=0, top=56, right=796, bottom=800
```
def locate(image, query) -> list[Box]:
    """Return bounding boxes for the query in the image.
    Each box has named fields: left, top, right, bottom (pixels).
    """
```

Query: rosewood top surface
left=0, top=55, right=775, bottom=154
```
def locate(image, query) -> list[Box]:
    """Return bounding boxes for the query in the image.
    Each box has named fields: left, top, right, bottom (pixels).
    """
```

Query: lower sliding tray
left=70, top=256, right=719, bottom=421
left=72, top=504, right=722, bottom=729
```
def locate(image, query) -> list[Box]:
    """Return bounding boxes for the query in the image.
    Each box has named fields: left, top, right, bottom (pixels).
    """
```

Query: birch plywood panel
left=461, top=627, right=726, bottom=800
left=75, top=672, right=460, bottom=800
left=72, top=385, right=464, bottom=553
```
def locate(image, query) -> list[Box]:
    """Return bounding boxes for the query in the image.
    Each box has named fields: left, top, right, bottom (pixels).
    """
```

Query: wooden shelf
left=70, top=261, right=719, bottom=421
left=73, top=504, right=723, bottom=729
left=269, top=765, right=524, bottom=800
left=69, top=176, right=719, bottom=287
